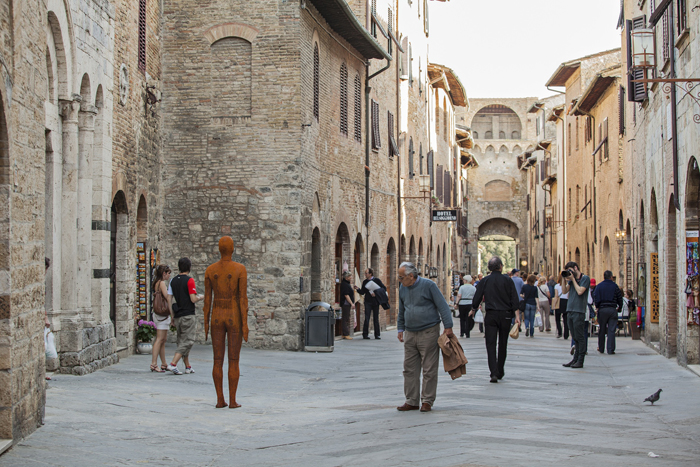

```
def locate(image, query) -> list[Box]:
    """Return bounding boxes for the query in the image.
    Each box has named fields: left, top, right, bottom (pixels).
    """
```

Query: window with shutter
left=371, top=0, right=377, bottom=38
left=408, top=137, right=414, bottom=178
left=138, top=0, right=147, bottom=72
left=313, top=44, right=319, bottom=121
left=340, top=63, right=348, bottom=136
left=677, top=0, right=687, bottom=34
left=603, top=118, right=609, bottom=161
left=598, top=123, right=603, bottom=163
left=389, top=111, right=398, bottom=158
left=626, top=18, right=648, bottom=102
left=436, top=165, right=444, bottom=203
left=568, top=189, right=571, bottom=219
left=567, top=123, right=571, bottom=156
left=541, top=160, right=545, bottom=181
left=662, top=10, right=670, bottom=62
left=444, top=172, right=451, bottom=207
left=354, top=75, right=361, bottom=141
left=419, top=143, right=423, bottom=175
left=387, top=7, right=393, bottom=56
left=527, top=194, right=530, bottom=211
left=408, top=44, right=413, bottom=87
left=585, top=186, right=588, bottom=219
left=428, top=151, right=434, bottom=189
left=618, top=86, right=625, bottom=135
left=371, top=100, right=381, bottom=150
left=575, top=117, right=580, bottom=151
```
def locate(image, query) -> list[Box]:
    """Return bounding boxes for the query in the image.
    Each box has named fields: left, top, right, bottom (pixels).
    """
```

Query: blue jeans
left=524, top=304, right=537, bottom=334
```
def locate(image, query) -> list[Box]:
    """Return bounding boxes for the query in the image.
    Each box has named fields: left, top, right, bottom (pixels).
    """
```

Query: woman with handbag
left=151, top=265, right=174, bottom=372
left=520, top=275, right=539, bottom=337
left=456, top=275, right=477, bottom=337
left=537, top=276, right=552, bottom=332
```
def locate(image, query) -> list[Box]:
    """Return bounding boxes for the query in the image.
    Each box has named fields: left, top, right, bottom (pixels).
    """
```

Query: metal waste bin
left=304, top=301, right=334, bottom=352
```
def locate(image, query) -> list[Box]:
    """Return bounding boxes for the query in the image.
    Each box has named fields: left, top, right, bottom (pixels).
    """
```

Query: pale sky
left=429, top=0, right=623, bottom=99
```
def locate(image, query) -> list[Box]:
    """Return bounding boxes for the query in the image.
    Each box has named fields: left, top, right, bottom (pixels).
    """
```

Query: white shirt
left=555, top=283, right=568, bottom=299
left=457, top=284, right=476, bottom=304
left=537, top=284, right=550, bottom=302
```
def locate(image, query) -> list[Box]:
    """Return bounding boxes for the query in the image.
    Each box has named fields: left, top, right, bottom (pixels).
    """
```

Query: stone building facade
left=545, top=48, right=622, bottom=284
left=110, top=0, right=163, bottom=354
left=619, top=0, right=700, bottom=366
left=459, top=98, right=538, bottom=274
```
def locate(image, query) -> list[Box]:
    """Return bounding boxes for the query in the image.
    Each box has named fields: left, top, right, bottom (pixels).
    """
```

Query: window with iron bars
left=138, top=0, right=147, bottom=72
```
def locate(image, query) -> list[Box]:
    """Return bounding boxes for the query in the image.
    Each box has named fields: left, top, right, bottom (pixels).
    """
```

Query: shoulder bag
left=153, top=281, right=171, bottom=317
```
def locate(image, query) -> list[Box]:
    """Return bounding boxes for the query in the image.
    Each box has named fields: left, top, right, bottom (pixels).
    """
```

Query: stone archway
left=477, top=218, right=520, bottom=274
left=684, top=158, right=700, bottom=364
left=478, top=217, right=519, bottom=239
left=111, top=191, right=130, bottom=350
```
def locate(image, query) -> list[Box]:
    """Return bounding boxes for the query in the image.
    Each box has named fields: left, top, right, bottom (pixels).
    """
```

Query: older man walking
left=471, top=257, right=520, bottom=383
left=396, top=262, right=453, bottom=413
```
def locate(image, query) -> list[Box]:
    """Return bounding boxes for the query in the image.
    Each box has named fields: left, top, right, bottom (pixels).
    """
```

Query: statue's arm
left=203, top=271, right=213, bottom=340
left=239, top=267, right=249, bottom=341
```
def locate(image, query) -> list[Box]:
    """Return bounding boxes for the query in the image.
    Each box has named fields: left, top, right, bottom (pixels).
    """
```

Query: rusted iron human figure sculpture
left=203, top=236, right=249, bottom=408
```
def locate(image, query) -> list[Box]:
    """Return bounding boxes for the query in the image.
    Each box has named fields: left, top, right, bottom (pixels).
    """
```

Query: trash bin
left=304, top=301, right=334, bottom=352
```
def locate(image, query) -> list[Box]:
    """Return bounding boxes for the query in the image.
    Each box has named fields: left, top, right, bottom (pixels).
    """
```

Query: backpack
left=153, top=281, right=171, bottom=317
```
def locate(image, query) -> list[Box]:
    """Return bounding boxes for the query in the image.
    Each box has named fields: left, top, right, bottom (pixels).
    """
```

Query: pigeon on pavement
left=644, top=389, right=662, bottom=405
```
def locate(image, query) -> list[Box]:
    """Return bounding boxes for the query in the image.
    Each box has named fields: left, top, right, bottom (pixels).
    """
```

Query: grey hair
left=342, top=271, right=352, bottom=279
left=463, top=275, right=472, bottom=283
left=487, top=256, right=503, bottom=272
left=399, top=262, right=419, bottom=278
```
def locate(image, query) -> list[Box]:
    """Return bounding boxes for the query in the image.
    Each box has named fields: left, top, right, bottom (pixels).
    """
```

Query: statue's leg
left=211, top=322, right=227, bottom=408
left=228, top=327, right=243, bottom=408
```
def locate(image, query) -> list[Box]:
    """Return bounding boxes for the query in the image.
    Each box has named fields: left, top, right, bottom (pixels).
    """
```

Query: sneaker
left=167, top=364, right=182, bottom=375
left=185, top=367, right=195, bottom=374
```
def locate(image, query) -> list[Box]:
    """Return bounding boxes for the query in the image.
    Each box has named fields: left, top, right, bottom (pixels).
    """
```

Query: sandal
left=150, top=364, right=164, bottom=373
left=161, top=365, right=168, bottom=371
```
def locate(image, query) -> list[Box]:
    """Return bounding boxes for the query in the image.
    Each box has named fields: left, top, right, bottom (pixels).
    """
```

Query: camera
left=561, top=270, right=572, bottom=277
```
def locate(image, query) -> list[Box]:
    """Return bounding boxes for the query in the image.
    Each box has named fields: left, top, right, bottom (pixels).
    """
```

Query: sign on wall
left=432, top=210, right=457, bottom=222
left=650, top=253, right=659, bottom=323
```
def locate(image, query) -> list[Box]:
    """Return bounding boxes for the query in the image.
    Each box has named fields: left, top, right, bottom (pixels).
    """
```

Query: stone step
left=0, top=439, right=12, bottom=457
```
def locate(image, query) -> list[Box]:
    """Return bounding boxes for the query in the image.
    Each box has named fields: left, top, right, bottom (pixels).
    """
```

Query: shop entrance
left=110, top=191, right=129, bottom=349
left=334, top=223, right=350, bottom=336
left=353, top=234, right=364, bottom=332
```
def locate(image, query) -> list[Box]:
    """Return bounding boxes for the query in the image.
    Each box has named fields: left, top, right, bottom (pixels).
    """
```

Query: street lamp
left=630, top=28, right=655, bottom=68
left=615, top=228, right=632, bottom=245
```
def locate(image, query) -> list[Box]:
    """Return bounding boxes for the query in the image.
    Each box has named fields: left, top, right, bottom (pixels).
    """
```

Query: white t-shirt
left=555, top=283, right=568, bottom=299
left=537, top=284, right=550, bottom=302
left=458, top=284, right=476, bottom=304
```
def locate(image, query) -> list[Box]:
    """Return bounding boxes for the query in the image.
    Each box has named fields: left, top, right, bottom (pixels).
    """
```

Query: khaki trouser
left=538, top=300, right=551, bottom=331
left=403, top=324, right=440, bottom=407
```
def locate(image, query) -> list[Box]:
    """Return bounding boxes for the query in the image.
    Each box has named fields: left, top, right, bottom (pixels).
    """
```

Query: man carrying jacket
left=396, top=262, right=453, bottom=413
left=471, top=257, right=521, bottom=383
left=355, top=268, right=386, bottom=340
left=593, top=270, right=623, bottom=355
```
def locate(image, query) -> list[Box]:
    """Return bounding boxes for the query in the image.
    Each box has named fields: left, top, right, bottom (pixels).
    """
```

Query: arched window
left=473, top=131, right=478, bottom=139
left=354, top=74, right=361, bottom=141
left=511, top=131, right=520, bottom=139
left=340, top=63, right=348, bottom=135
left=499, top=131, right=506, bottom=139
left=419, top=143, right=423, bottom=175
left=211, top=37, right=252, bottom=118
left=484, top=130, right=493, bottom=139
left=313, top=43, right=319, bottom=121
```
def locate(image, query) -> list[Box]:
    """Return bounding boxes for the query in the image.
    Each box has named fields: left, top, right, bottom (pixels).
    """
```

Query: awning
left=306, top=0, right=391, bottom=61
left=427, top=63, right=468, bottom=107
left=456, top=125, right=473, bottom=149
left=547, top=105, right=565, bottom=122
left=528, top=102, right=544, bottom=113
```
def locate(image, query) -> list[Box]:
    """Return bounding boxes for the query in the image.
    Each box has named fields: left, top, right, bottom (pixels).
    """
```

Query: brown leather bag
left=153, top=281, right=171, bottom=317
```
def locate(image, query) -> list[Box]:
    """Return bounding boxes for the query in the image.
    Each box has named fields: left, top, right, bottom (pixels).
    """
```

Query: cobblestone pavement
left=2, top=329, right=700, bottom=467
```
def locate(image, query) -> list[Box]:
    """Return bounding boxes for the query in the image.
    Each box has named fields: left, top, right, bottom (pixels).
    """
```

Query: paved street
left=2, top=330, right=699, bottom=467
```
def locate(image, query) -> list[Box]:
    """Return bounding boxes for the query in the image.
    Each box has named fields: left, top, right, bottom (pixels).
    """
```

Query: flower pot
left=630, top=323, right=641, bottom=340
left=136, top=342, right=153, bottom=354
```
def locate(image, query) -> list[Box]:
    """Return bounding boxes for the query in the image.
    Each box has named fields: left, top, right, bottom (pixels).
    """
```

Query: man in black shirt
left=471, top=257, right=521, bottom=383
left=355, top=268, right=386, bottom=340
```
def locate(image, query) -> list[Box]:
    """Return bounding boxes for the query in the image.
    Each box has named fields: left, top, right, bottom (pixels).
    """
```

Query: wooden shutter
left=436, top=165, right=444, bottom=203
left=428, top=150, right=434, bottom=188
left=603, top=118, right=609, bottom=160
left=418, top=144, right=423, bottom=175
left=371, top=100, right=381, bottom=150
left=340, top=63, right=348, bottom=135
left=678, top=0, right=687, bottom=33
left=138, top=0, right=147, bottom=72
left=618, top=86, right=626, bottom=135
left=540, top=161, right=545, bottom=181
left=313, top=44, right=320, bottom=120
left=443, top=170, right=450, bottom=207
left=354, top=75, right=361, bottom=141
left=408, top=138, right=414, bottom=178
left=627, top=18, right=647, bottom=102
left=527, top=194, right=530, bottom=211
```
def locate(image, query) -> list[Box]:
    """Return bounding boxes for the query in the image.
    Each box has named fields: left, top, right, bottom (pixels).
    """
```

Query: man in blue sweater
left=593, top=270, right=623, bottom=354
left=396, top=262, right=453, bottom=413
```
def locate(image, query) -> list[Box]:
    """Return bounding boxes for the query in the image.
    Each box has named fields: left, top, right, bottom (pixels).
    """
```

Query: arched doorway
left=370, top=243, right=380, bottom=276
left=409, top=236, right=416, bottom=264
left=334, top=223, right=350, bottom=336
left=110, top=191, right=129, bottom=349
left=477, top=218, right=519, bottom=274
left=666, top=195, right=678, bottom=357
left=137, top=196, right=148, bottom=320
left=603, top=237, right=611, bottom=272
left=400, top=234, right=407, bottom=263
left=311, top=228, right=322, bottom=301
left=418, top=238, right=424, bottom=274
left=386, top=238, right=397, bottom=324
left=575, top=247, right=581, bottom=266
left=684, top=159, right=700, bottom=363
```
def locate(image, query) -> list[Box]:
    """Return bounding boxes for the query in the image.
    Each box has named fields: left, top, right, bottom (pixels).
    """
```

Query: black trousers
left=458, top=304, right=474, bottom=337
left=556, top=299, right=569, bottom=338
left=363, top=302, right=380, bottom=338
left=341, top=304, right=352, bottom=336
left=597, top=307, right=618, bottom=354
left=484, top=310, right=512, bottom=378
left=568, top=312, right=587, bottom=363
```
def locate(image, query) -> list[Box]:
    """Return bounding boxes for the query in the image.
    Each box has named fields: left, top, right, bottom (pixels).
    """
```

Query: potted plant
left=136, top=319, right=156, bottom=354
left=629, top=309, right=641, bottom=340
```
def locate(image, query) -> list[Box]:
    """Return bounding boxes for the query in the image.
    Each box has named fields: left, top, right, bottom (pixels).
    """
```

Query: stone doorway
left=684, top=158, right=700, bottom=364
left=334, top=223, right=350, bottom=337
left=353, top=234, right=364, bottom=333
left=110, top=192, right=129, bottom=351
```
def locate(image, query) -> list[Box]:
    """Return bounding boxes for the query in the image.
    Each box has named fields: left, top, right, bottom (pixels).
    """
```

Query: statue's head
left=219, top=236, right=234, bottom=259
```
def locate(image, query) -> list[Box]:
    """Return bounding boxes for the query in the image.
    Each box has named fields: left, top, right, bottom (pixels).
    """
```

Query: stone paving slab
left=1, top=330, right=699, bottom=467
